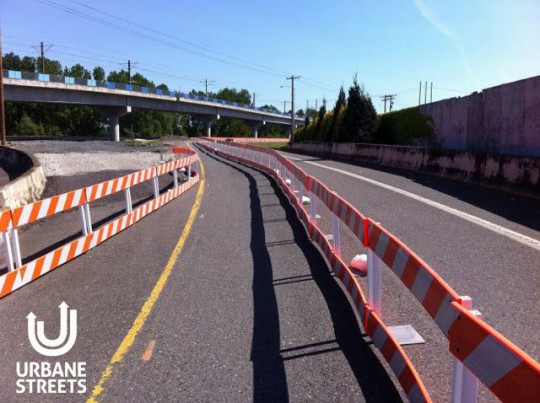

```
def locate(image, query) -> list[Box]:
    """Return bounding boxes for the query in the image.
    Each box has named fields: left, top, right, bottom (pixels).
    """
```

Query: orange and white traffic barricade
left=198, top=138, right=540, bottom=402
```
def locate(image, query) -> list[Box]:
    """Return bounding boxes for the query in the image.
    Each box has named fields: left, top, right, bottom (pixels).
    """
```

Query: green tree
left=64, top=63, right=91, bottom=79
left=340, top=74, right=378, bottom=142
left=92, top=66, right=105, bottom=81
left=107, top=69, right=129, bottom=84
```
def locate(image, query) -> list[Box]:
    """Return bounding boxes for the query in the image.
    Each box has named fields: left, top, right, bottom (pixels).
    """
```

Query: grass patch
left=123, top=139, right=161, bottom=146
left=255, top=142, right=289, bottom=149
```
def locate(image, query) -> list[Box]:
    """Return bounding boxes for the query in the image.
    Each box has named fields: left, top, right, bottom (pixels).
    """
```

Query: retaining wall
left=420, top=75, right=540, bottom=157
left=288, top=142, right=539, bottom=198
left=0, top=147, right=46, bottom=210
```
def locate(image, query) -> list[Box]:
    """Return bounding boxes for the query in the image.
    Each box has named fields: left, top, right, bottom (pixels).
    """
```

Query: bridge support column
left=247, top=120, right=266, bottom=138
left=99, top=106, right=131, bottom=142
left=197, top=114, right=220, bottom=138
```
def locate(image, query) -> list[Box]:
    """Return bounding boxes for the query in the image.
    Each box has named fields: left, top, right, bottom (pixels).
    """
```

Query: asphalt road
left=277, top=149, right=540, bottom=401
left=0, top=142, right=410, bottom=402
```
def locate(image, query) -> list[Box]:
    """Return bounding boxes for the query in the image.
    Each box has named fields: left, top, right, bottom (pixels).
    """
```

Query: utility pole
left=200, top=79, right=215, bottom=96
left=120, top=60, right=137, bottom=84
left=0, top=29, right=6, bottom=145
left=32, top=41, right=53, bottom=74
left=419, top=81, right=422, bottom=106
left=286, top=75, right=300, bottom=142
left=424, top=81, right=427, bottom=105
left=252, top=92, right=256, bottom=107
left=380, top=94, right=397, bottom=113
left=283, top=100, right=287, bottom=114
left=430, top=82, right=433, bottom=103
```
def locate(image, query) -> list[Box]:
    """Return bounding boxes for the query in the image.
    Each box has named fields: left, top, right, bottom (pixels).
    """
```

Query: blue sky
left=2, top=0, right=539, bottom=113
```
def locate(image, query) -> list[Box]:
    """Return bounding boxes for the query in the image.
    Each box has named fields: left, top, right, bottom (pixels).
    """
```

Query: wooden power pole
left=0, top=29, right=6, bottom=146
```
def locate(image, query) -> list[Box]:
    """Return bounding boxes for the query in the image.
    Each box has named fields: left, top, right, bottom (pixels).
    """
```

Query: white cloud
left=413, top=0, right=457, bottom=41
left=413, top=0, right=477, bottom=85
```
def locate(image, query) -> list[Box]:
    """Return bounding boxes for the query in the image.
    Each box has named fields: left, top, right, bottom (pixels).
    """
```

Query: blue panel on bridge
left=65, top=77, right=75, bottom=84
left=107, top=82, right=115, bottom=89
left=8, top=71, right=22, bottom=79
left=38, top=74, right=50, bottom=82
left=87, top=79, right=96, bottom=87
left=141, top=87, right=149, bottom=93
left=125, top=84, right=133, bottom=91
left=169, top=91, right=176, bottom=97
left=156, top=89, right=163, bottom=95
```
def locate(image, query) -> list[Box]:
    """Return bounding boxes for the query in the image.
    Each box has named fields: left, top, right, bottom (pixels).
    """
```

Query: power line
left=34, top=0, right=338, bottom=93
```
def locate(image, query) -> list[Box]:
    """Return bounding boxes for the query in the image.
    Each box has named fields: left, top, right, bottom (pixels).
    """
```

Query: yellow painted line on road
left=87, top=144, right=206, bottom=402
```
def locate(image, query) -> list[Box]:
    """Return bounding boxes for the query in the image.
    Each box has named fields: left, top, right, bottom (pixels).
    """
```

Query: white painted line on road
left=285, top=155, right=540, bottom=252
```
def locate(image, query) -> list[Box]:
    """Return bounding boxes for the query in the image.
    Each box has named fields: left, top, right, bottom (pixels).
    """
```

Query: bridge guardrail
left=0, top=147, right=200, bottom=298
left=198, top=138, right=540, bottom=402
left=3, top=69, right=302, bottom=119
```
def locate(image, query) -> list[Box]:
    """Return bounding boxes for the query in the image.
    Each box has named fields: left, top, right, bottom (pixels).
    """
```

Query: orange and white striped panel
left=0, top=166, right=200, bottom=298
left=0, top=209, right=13, bottom=232
left=368, top=220, right=462, bottom=337
left=309, top=177, right=366, bottom=244
left=366, top=311, right=431, bottom=402
left=85, top=173, right=133, bottom=203
left=11, top=188, right=87, bottom=228
left=449, top=301, right=540, bottom=401
left=307, top=203, right=430, bottom=402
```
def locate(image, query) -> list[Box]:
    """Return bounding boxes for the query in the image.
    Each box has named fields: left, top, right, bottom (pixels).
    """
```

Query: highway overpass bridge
left=2, top=70, right=303, bottom=140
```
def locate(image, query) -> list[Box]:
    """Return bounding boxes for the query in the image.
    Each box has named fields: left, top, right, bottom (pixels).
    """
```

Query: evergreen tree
left=340, top=74, right=378, bottom=142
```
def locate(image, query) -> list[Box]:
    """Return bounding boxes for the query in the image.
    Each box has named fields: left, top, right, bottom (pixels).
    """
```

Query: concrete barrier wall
left=288, top=142, right=539, bottom=197
left=0, top=147, right=46, bottom=210
left=420, top=75, right=540, bottom=157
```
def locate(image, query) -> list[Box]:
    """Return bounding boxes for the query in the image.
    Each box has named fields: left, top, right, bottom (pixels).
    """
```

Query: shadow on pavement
left=199, top=146, right=403, bottom=402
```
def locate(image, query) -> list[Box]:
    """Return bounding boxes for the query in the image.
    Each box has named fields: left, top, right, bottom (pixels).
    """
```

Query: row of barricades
left=198, top=138, right=540, bottom=402
left=0, top=146, right=200, bottom=298
left=206, top=137, right=289, bottom=143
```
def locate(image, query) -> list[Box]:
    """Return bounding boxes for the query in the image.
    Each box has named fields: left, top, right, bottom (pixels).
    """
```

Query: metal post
left=153, top=177, right=160, bottom=199
left=367, top=249, right=382, bottom=316
left=11, top=229, right=22, bottom=268
left=331, top=212, right=341, bottom=257
left=84, top=204, right=93, bottom=234
left=124, top=188, right=133, bottom=213
left=173, top=170, right=178, bottom=188
left=452, top=296, right=480, bottom=403
left=2, top=230, right=15, bottom=271
left=309, top=192, right=317, bottom=223
left=79, top=205, right=88, bottom=236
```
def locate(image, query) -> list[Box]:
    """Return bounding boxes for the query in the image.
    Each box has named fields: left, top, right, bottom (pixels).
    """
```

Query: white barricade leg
left=173, top=170, right=178, bottom=188
left=79, top=205, right=88, bottom=236
left=368, top=249, right=382, bottom=316
left=153, top=177, right=160, bottom=199
left=309, top=191, right=317, bottom=223
left=452, top=296, right=480, bottom=403
left=124, top=188, right=133, bottom=213
left=84, top=204, right=93, bottom=234
left=11, top=229, right=23, bottom=268
left=332, top=212, right=341, bottom=257
left=2, top=230, right=15, bottom=271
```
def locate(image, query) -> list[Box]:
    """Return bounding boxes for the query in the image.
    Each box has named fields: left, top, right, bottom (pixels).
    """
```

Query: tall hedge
left=373, top=107, right=434, bottom=145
